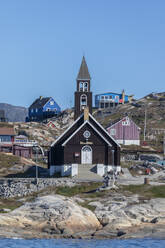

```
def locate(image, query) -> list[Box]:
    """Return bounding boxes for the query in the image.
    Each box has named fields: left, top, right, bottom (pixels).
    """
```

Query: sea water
left=0, top=239, right=165, bottom=248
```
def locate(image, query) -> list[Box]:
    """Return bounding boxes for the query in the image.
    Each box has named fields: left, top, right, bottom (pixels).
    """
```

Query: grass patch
left=78, top=201, right=96, bottom=212
left=120, top=184, right=165, bottom=199
left=0, top=153, right=21, bottom=169
left=0, top=198, right=22, bottom=213
left=55, top=182, right=103, bottom=197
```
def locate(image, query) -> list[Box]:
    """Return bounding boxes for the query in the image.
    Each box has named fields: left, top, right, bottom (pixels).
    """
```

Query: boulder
left=0, top=195, right=101, bottom=237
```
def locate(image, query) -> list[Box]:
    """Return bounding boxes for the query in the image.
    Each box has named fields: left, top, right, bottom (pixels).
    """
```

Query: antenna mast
left=144, top=104, right=147, bottom=141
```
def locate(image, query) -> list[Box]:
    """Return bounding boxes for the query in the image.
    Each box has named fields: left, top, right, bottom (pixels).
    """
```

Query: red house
left=0, top=127, right=15, bottom=152
left=107, top=116, right=141, bottom=145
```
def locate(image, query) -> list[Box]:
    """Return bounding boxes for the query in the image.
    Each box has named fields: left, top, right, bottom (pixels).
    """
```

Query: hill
left=93, top=92, right=165, bottom=150
left=0, top=103, right=28, bottom=122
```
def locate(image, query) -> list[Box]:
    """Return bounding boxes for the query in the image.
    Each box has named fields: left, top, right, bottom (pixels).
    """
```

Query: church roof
left=77, top=56, right=91, bottom=80
left=51, top=112, right=120, bottom=148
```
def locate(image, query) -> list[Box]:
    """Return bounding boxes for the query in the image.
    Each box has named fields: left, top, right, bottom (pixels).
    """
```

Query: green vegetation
left=55, top=182, right=103, bottom=197
left=79, top=201, right=96, bottom=211
left=0, top=198, right=22, bottom=213
left=0, top=153, right=21, bottom=169
left=120, top=184, right=165, bottom=199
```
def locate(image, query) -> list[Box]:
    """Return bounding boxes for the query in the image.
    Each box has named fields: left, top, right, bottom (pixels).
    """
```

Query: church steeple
left=74, top=57, right=92, bottom=120
left=77, top=56, right=91, bottom=80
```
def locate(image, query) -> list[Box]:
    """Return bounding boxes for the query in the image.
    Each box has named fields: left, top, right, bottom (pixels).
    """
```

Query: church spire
left=77, top=56, right=91, bottom=80
left=74, top=56, right=92, bottom=120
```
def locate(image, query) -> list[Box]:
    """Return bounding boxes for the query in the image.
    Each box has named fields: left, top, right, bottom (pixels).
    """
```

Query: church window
left=80, top=94, right=87, bottom=109
left=79, top=82, right=88, bottom=92
left=83, top=130, right=91, bottom=139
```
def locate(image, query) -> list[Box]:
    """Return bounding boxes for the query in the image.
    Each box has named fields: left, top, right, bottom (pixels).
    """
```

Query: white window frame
left=80, top=94, right=87, bottom=109
left=110, top=128, right=116, bottom=136
left=79, top=82, right=88, bottom=92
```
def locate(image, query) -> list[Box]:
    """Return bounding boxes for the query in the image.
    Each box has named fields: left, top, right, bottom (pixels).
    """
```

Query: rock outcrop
left=0, top=192, right=165, bottom=239
left=94, top=196, right=165, bottom=228
left=0, top=195, right=101, bottom=238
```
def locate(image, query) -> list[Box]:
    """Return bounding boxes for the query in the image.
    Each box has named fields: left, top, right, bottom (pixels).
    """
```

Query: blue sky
left=0, top=0, right=164, bottom=109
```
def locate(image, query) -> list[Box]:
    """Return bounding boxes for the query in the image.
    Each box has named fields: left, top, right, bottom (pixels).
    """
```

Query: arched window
left=80, top=94, right=87, bottom=109
left=79, top=82, right=88, bottom=92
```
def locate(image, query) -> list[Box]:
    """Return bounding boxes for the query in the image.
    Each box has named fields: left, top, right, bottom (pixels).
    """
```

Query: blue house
left=95, top=90, right=133, bottom=109
left=28, top=96, right=61, bottom=122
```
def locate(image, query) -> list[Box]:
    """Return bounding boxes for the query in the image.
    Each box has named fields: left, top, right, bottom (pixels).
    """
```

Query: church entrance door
left=81, top=146, right=92, bottom=164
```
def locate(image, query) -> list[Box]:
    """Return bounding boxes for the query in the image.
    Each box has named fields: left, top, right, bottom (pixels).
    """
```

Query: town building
left=48, top=57, right=121, bottom=177
left=28, top=96, right=61, bottom=122
left=0, top=129, right=37, bottom=158
left=13, top=145, right=33, bottom=159
left=95, top=90, right=134, bottom=109
left=106, top=116, right=141, bottom=146
left=0, top=127, right=15, bottom=152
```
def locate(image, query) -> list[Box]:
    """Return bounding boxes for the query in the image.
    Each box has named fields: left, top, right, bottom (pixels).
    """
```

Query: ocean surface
left=0, top=239, right=165, bottom=248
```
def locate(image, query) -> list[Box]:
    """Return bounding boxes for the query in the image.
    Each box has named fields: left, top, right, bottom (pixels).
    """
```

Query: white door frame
left=81, top=145, right=92, bottom=164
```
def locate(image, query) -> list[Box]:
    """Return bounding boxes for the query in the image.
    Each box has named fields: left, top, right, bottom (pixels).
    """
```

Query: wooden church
left=48, top=57, right=120, bottom=176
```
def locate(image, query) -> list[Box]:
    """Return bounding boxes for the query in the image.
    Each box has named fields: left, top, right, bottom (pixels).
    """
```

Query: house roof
left=106, top=116, right=141, bottom=130
left=95, top=92, right=129, bottom=97
left=29, top=97, right=51, bottom=109
left=77, top=56, right=91, bottom=80
left=0, top=127, right=15, bottom=136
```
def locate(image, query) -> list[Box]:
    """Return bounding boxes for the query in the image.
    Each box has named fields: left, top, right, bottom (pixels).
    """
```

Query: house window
left=50, top=101, right=54, bottom=105
left=46, top=108, right=51, bottom=112
left=100, top=103, right=104, bottom=108
left=79, top=82, right=88, bottom=92
left=101, top=96, right=104, bottom=100
left=31, top=109, right=33, bottom=113
left=122, top=117, right=130, bottom=126
left=110, top=129, right=116, bottom=136
left=80, top=94, right=87, bottom=109
left=109, top=95, right=112, bottom=99
left=36, top=108, right=38, bottom=112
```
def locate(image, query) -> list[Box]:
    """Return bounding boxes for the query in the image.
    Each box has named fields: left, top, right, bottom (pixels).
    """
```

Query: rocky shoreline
left=0, top=193, right=165, bottom=239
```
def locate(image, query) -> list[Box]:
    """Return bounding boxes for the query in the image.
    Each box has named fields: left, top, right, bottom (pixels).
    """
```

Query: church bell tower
left=74, top=56, right=92, bottom=120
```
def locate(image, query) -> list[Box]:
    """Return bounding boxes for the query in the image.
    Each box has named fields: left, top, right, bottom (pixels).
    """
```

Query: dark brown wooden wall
left=74, top=92, right=92, bottom=120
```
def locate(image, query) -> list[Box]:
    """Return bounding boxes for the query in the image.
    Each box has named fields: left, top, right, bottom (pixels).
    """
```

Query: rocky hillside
left=14, top=109, right=74, bottom=147
left=93, top=92, right=165, bottom=149
left=0, top=103, right=28, bottom=122
left=2, top=92, right=164, bottom=149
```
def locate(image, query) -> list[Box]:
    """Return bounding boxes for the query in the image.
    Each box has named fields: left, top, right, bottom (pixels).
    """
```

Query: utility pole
left=163, top=132, right=165, bottom=159
left=35, top=147, right=38, bottom=184
left=144, top=105, right=147, bottom=141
